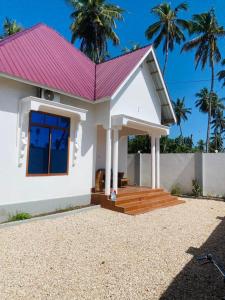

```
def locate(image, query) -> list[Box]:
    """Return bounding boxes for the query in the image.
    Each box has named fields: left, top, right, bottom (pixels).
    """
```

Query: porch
left=91, top=186, right=184, bottom=215
left=95, top=115, right=170, bottom=194
left=93, top=115, right=185, bottom=214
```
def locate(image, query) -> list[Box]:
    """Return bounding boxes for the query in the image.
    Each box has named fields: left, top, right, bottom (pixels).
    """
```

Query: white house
left=0, top=24, right=176, bottom=221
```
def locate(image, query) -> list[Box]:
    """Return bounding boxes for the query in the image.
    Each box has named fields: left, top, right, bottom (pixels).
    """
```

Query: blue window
left=27, top=111, right=70, bottom=175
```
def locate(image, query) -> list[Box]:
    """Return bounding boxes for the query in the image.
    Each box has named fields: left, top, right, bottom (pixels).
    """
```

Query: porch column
left=113, top=128, right=119, bottom=193
left=105, top=128, right=112, bottom=195
left=156, top=136, right=160, bottom=188
left=151, top=135, right=156, bottom=189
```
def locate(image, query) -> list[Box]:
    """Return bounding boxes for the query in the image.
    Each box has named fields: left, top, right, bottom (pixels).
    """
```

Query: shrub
left=192, top=179, right=202, bottom=198
left=9, top=212, right=32, bottom=222
left=171, top=185, right=182, bottom=196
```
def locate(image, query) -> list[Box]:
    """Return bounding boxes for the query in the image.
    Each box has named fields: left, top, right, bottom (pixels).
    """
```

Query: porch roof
left=112, top=115, right=169, bottom=136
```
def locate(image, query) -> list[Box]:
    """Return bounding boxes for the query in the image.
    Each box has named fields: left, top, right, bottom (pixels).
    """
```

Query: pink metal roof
left=0, top=24, right=152, bottom=101
left=96, top=45, right=152, bottom=99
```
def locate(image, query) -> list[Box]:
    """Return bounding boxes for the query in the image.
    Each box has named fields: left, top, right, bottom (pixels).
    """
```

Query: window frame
left=26, top=110, right=70, bottom=177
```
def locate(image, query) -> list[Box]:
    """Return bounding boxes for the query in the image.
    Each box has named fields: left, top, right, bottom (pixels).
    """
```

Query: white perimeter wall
left=203, top=154, right=225, bottom=196
left=0, top=77, right=97, bottom=214
left=128, top=153, right=225, bottom=197
left=110, top=61, right=161, bottom=124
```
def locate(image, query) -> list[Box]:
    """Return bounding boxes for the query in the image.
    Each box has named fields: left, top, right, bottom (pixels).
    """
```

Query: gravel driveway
left=1, top=198, right=225, bottom=300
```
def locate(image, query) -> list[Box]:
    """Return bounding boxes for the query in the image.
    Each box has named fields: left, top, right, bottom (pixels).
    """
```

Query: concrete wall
left=203, top=154, right=225, bottom=197
left=127, top=153, right=225, bottom=197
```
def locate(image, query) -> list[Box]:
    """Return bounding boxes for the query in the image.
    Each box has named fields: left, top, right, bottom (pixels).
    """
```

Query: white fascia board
left=150, top=49, right=177, bottom=123
left=111, top=46, right=153, bottom=100
left=93, top=97, right=110, bottom=104
left=112, top=114, right=169, bottom=136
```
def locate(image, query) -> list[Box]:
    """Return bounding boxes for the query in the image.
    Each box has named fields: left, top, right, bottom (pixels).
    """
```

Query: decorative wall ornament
left=17, top=96, right=87, bottom=168
left=72, top=123, right=80, bottom=166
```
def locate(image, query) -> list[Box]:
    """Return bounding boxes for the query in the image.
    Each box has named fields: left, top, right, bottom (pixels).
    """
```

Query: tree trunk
left=206, top=59, right=214, bottom=152
left=179, top=124, right=183, bottom=137
left=162, top=39, right=169, bottom=76
left=94, top=25, right=100, bottom=64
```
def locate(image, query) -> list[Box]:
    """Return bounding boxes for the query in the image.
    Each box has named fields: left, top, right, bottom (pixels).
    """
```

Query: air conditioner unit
left=38, top=88, right=60, bottom=103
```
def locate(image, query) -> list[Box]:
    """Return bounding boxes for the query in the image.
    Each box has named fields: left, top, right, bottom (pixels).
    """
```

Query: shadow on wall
left=160, top=215, right=225, bottom=300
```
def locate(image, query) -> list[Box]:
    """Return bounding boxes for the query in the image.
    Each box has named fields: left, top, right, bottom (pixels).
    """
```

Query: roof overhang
left=112, top=115, right=169, bottom=136
left=146, top=49, right=176, bottom=125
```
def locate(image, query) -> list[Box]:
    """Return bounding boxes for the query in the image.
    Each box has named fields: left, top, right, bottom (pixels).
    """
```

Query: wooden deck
left=91, top=186, right=185, bottom=215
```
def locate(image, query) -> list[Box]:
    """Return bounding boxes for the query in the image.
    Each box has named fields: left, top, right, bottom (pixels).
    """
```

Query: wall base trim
left=0, top=194, right=91, bottom=223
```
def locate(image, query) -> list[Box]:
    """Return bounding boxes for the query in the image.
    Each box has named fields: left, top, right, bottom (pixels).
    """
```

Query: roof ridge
left=97, top=44, right=152, bottom=65
left=94, top=63, right=97, bottom=100
left=0, top=23, right=43, bottom=47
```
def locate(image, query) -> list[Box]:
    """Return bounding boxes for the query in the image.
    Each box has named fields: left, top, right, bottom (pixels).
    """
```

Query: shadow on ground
left=160, top=216, right=225, bottom=300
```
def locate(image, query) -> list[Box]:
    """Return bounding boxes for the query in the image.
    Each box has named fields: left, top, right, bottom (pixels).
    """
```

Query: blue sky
left=0, top=0, right=224, bottom=143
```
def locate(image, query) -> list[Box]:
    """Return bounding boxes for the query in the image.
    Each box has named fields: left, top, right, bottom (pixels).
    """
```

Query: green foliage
left=195, top=88, right=225, bottom=117
left=182, top=9, right=225, bottom=152
left=192, top=179, right=202, bottom=198
left=9, top=212, right=32, bottom=222
left=68, top=0, right=124, bottom=63
left=145, top=2, right=189, bottom=74
left=171, top=185, right=182, bottom=196
left=182, top=9, right=225, bottom=70
left=1, top=18, right=22, bottom=38
left=209, top=132, right=224, bottom=152
left=128, top=135, right=150, bottom=153
left=172, top=97, right=191, bottom=136
left=195, top=139, right=205, bottom=152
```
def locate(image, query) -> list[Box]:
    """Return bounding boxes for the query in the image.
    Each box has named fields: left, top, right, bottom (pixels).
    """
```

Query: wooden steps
left=91, top=187, right=185, bottom=215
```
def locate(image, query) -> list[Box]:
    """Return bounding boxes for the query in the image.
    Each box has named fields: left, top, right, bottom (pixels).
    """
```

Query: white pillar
left=156, top=136, right=160, bottom=188
left=105, top=128, right=112, bottom=195
left=113, top=128, right=119, bottom=193
left=151, top=135, right=156, bottom=189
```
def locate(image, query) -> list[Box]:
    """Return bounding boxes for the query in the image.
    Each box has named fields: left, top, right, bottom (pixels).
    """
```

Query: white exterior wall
left=110, top=61, right=161, bottom=124
left=0, top=57, right=164, bottom=221
left=0, top=77, right=98, bottom=221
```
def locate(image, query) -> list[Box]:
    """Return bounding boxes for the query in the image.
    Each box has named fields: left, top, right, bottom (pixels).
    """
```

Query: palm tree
left=210, top=108, right=225, bottom=152
left=182, top=9, right=225, bottom=152
left=210, top=132, right=223, bottom=152
left=68, top=0, right=124, bottom=63
left=211, top=109, right=225, bottom=134
left=217, top=59, right=225, bottom=87
left=172, top=97, right=191, bottom=136
left=1, top=18, right=22, bottom=38
left=145, top=2, right=189, bottom=75
left=195, top=88, right=225, bottom=118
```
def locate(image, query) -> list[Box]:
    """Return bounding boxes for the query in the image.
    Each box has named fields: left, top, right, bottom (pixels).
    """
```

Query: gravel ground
left=0, top=198, right=225, bottom=300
